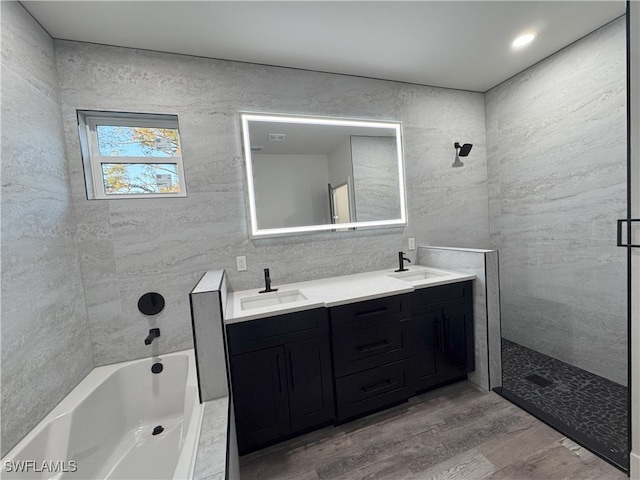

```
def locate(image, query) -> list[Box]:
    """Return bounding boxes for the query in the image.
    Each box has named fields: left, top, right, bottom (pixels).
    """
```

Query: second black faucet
left=395, top=251, right=411, bottom=272
left=259, top=268, right=278, bottom=294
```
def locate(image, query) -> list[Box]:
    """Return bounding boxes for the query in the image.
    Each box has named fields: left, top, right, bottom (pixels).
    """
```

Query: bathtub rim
left=2, top=348, right=204, bottom=480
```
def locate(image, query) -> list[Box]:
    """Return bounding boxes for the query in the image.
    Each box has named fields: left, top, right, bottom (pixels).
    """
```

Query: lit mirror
left=240, top=113, right=407, bottom=238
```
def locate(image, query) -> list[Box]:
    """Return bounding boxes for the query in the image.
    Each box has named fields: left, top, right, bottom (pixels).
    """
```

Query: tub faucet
left=395, top=251, right=411, bottom=272
left=145, top=328, right=161, bottom=345
left=259, top=268, right=278, bottom=294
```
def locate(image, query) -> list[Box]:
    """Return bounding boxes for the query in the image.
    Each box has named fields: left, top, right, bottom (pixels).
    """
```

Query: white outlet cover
left=408, top=238, right=416, bottom=251
left=236, top=256, right=247, bottom=271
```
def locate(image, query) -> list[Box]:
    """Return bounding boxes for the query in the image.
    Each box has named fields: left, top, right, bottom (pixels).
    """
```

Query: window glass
left=101, top=163, right=181, bottom=195
left=77, top=110, right=186, bottom=199
left=96, top=126, right=180, bottom=157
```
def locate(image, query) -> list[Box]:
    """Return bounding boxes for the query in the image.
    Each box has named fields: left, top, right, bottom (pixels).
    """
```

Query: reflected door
left=328, top=183, right=352, bottom=231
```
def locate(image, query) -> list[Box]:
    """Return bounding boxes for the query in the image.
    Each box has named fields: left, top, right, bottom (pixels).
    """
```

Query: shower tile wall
left=485, top=17, right=627, bottom=384
left=54, top=40, right=490, bottom=366
left=0, top=2, right=94, bottom=457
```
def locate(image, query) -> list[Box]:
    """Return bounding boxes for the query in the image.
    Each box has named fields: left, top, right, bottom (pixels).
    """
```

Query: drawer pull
left=361, top=379, right=394, bottom=394
left=355, top=306, right=390, bottom=319
left=288, top=350, right=295, bottom=391
left=276, top=354, right=283, bottom=393
left=357, top=340, right=391, bottom=353
left=442, top=314, right=450, bottom=351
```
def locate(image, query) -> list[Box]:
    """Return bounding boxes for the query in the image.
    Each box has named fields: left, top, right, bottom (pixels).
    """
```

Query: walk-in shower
left=486, top=11, right=629, bottom=472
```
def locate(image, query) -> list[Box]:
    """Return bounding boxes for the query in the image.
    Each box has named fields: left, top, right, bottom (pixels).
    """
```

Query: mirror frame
left=240, top=112, right=408, bottom=238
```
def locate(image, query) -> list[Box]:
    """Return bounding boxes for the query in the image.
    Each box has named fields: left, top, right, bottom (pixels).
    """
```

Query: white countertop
left=225, top=265, right=475, bottom=323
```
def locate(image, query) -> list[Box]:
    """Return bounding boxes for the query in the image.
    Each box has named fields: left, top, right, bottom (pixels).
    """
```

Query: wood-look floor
left=239, top=381, right=628, bottom=480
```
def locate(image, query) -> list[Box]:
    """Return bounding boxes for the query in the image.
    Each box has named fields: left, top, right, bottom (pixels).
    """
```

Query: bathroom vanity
left=224, top=266, right=475, bottom=454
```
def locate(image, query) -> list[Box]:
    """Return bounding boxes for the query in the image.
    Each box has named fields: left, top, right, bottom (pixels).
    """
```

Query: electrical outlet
left=408, top=238, right=416, bottom=251
left=236, top=256, right=247, bottom=272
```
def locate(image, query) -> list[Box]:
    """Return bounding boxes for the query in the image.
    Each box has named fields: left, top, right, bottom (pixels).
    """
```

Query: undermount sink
left=240, top=289, right=307, bottom=311
left=389, top=269, right=445, bottom=282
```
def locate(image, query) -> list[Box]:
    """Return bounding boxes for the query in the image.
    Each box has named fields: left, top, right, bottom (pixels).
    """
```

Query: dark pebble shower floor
left=500, top=338, right=629, bottom=471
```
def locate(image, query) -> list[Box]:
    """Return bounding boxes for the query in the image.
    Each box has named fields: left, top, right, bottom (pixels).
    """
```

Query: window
left=77, top=111, right=187, bottom=199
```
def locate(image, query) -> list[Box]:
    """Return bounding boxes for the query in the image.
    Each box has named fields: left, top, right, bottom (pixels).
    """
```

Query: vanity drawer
left=332, top=321, right=410, bottom=377
left=227, top=308, right=329, bottom=355
left=411, top=281, right=472, bottom=315
left=330, top=294, right=410, bottom=332
left=335, top=360, right=411, bottom=422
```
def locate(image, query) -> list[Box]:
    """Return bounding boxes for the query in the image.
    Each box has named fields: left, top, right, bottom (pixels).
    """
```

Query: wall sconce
left=453, top=142, right=473, bottom=168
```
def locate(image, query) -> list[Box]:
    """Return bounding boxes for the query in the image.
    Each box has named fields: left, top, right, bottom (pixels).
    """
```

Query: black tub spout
left=145, top=328, right=161, bottom=345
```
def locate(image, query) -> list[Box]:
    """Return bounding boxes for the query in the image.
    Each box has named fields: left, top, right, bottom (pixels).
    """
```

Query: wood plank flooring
left=239, top=381, right=628, bottom=480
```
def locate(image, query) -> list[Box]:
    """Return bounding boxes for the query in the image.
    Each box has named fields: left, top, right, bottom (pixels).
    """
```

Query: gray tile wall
left=190, top=270, right=230, bottom=402
left=485, top=17, right=627, bottom=385
left=0, top=2, right=94, bottom=456
left=54, top=40, right=490, bottom=366
left=418, top=247, right=502, bottom=391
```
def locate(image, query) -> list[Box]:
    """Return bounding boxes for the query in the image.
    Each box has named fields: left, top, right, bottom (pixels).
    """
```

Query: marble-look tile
left=175, top=113, right=245, bottom=194
left=1, top=68, right=69, bottom=195
left=108, top=192, right=243, bottom=280
left=485, top=251, right=502, bottom=389
left=71, top=199, right=113, bottom=242
left=190, top=288, right=229, bottom=401
left=485, top=17, right=627, bottom=384
left=501, top=291, right=627, bottom=385
left=193, top=397, right=229, bottom=480
left=2, top=3, right=93, bottom=456
left=1, top=2, right=60, bottom=103
left=84, top=270, right=202, bottom=365
left=0, top=184, right=77, bottom=245
left=1, top=266, right=92, bottom=456
left=54, top=28, right=489, bottom=365
left=351, top=136, right=401, bottom=222
left=418, top=247, right=497, bottom=390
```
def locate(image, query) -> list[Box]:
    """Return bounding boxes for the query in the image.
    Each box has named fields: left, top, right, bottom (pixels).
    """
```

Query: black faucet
left=259, top=268, right=278, bottom=294
left=145, top=328, right=161, bottom=345
left=395, top=251, right=411, bottom=272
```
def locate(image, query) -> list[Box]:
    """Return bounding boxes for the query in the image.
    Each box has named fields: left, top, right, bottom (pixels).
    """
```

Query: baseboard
left=631, top=452, right=640, bottom=480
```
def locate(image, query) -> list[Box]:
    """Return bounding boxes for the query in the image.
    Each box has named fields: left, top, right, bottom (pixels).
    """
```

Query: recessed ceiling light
left=512, top=33, right=536, bottom=48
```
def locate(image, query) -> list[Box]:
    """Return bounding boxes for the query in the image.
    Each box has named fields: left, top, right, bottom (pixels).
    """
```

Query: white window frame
left=77, top=110, right=187, bottom=199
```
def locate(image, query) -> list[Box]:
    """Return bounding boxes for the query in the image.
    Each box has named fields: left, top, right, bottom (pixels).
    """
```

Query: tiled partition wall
left=190, top=270, right=230, bottom=403
left=485, top=17, right=627, bottom=384
left=0, top=2, right=94, bottom=456
left=418, top=247, right=502, bottom=390
left=54, top=39, right=490, bottom=367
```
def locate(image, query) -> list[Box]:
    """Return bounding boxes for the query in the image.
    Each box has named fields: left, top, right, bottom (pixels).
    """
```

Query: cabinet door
left=285, top=336, right=335, bottom=433
left=405, top=314, right=438, bottom=390
left=229, top=346, right=290, bottom=454
left=437, top=303, right=474, bottom=380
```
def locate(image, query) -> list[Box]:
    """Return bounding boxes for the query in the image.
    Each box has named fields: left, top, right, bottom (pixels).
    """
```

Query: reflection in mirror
left=241, top=113, right=407, bottom=238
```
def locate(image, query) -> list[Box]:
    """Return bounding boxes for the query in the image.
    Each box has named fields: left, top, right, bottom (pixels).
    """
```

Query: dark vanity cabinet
left=405, top=281, right=475, bottom=391
left=330, top=294, right=414, bottom=422
left=226, top=308, right=335, bottom=454
left=226, top=279, right=475, bottom=454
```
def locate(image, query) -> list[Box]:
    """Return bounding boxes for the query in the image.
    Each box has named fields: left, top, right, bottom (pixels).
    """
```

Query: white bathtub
left=2, top=349, right=204, bottom=480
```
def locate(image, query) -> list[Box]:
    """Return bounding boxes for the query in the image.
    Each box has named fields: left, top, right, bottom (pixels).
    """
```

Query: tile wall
left=1, top=2, right=94, bottom=456
left=485, top=17, right=627, bottom=384
left=54, top=39, right=489, bottom=366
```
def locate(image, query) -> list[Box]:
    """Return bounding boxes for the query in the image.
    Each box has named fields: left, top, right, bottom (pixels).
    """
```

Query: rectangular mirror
left=240, top=112, right=407, bottom=238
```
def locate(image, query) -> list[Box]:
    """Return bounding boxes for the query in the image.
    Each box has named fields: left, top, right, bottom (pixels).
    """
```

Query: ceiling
left=20, top=1, right=626, bottom=92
